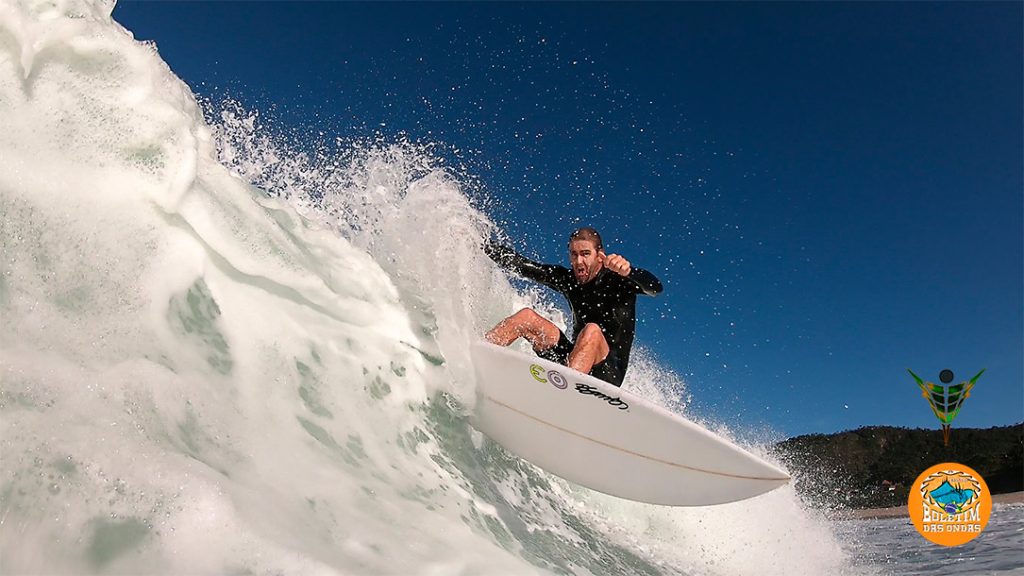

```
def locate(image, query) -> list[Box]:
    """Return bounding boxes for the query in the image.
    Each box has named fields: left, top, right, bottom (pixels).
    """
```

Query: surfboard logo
left=908, top=463, right=991, bottom=546
left=529, top=364, right=568, bottom=389
left=574, top=383, right=629, bottom=411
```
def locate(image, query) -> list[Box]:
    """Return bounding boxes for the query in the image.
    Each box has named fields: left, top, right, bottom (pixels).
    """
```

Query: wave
left=0, top=1, right=857, bottom=574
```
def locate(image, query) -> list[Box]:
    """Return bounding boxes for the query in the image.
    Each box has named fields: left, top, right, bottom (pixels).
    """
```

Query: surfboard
left=469, top=342, right=790, bottom=506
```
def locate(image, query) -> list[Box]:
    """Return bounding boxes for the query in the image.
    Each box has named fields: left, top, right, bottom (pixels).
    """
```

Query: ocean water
left=0, top=1, right=1019, bottom=574
left=834, top=504, right=1024, bottom=576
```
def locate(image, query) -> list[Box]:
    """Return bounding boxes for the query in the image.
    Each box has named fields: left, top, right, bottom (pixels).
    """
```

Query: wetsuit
left=485, top=243, right=662, bottom=387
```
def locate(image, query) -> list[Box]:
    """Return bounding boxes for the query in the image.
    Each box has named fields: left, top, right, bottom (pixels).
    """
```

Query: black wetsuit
left=485, top=243, right=662, bottom=386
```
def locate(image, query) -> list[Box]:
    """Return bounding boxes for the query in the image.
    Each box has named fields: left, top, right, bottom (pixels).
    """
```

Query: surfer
left=483, top=227, right=662, bottom=387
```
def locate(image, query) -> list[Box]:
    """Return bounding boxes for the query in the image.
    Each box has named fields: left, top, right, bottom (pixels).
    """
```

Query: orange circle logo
left=908, top=463, right=991, bottom=546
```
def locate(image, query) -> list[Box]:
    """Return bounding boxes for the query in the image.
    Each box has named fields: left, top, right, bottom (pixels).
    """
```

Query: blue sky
left=115, top=2, right=1022, bottom=438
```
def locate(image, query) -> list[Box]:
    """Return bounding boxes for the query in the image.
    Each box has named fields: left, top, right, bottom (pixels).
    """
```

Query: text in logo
left=574, top=383, right=629, bottom=410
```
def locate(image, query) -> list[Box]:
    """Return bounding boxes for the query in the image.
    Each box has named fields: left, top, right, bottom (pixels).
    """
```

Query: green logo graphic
left=908, top=368, right=985, bottom=446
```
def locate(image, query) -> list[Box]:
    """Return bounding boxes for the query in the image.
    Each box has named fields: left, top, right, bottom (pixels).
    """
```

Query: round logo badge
left=908, top=462, right=991, bottom=546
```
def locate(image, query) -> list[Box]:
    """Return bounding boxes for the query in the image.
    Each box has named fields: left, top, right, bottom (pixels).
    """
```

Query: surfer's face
left=568, top=239, right=603, bottom=284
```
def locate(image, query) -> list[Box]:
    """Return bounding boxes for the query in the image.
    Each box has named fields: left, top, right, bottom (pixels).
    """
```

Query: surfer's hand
left=604, top=253, right=631, bottom=277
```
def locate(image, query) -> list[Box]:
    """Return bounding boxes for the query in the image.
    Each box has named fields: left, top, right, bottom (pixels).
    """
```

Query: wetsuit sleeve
left=483, top=242, right=570, bottom=290
left=627, top=267, right=663, bottom=296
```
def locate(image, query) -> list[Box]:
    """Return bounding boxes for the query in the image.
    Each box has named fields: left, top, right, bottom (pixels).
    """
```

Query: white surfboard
left=470, top=342, right=790, bottom=506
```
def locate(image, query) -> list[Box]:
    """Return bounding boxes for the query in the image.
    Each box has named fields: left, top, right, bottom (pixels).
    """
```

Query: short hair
left=568, top=227, right=603, bottom=251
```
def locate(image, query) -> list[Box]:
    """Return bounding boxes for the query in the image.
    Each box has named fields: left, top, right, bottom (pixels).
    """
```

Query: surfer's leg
left=567, top=323, right=610, bottom=375
left=485, top=308, right=562, bottom=351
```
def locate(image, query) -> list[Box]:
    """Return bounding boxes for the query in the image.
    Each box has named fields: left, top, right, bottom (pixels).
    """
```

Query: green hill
left=773, top=423, right=1023, bottom=509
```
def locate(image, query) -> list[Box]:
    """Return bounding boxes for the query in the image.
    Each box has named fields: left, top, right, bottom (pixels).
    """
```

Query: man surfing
left=483, top=227, right=662, bottom=387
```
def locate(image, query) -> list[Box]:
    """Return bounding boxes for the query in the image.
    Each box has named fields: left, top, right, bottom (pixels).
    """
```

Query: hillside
left=773, top=424, right=1023, bottom=509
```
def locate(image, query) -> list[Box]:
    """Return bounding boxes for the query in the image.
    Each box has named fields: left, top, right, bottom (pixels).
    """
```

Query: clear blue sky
left=114, top=1, right=1022, bottom=438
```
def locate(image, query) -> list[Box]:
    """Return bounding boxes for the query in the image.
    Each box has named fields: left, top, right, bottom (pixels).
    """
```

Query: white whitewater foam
left=0, top=1, right=858, bottom=574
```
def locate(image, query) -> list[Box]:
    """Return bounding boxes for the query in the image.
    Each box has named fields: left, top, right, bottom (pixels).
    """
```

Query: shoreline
left=829, top=491, right=1023, bottom=520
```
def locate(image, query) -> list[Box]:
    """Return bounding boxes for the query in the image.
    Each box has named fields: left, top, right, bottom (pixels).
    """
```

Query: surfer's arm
left=602, top=253, right=661, bottom=296
left=628, top=268, right=663, bottom=296
left=483, top=242, right=567, bottom=288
